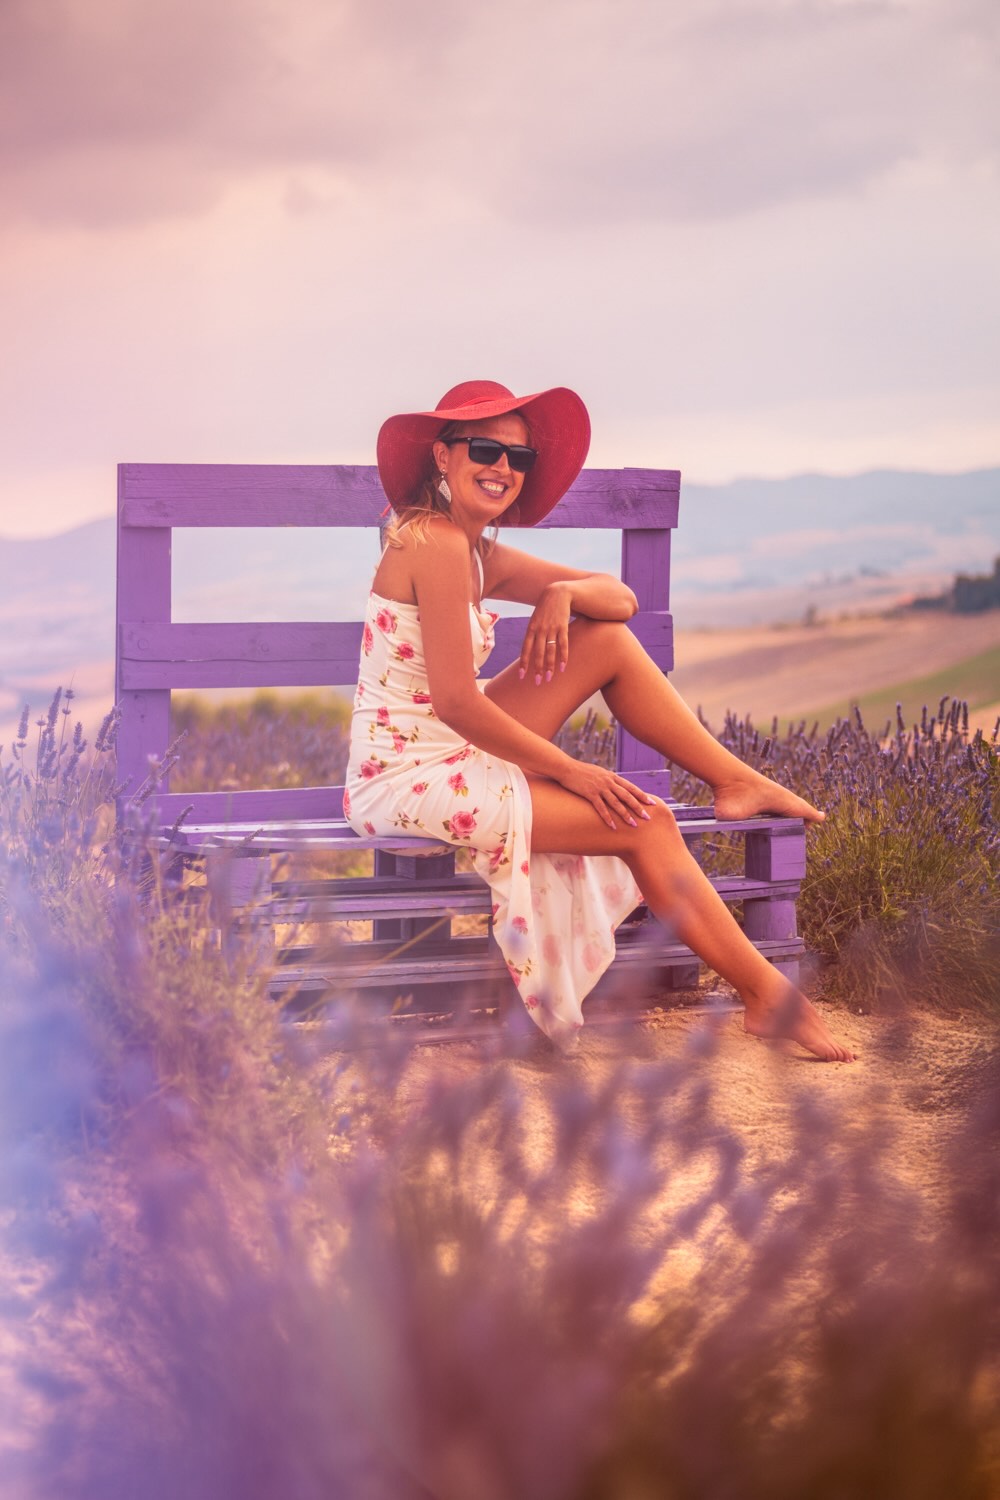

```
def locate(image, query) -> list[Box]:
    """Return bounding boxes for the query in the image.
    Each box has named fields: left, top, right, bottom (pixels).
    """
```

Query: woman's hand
left=518, top=582, right=573, bottom=684
left=556, top=759, right=657, bottom=831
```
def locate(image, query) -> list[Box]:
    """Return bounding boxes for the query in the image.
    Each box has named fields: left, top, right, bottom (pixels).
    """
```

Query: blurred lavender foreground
left=2, top=693, right=1000, bottom=1499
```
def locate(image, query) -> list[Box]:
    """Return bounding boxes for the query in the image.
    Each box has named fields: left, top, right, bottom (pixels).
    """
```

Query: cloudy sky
left=1, top=0, right=998, bottom=538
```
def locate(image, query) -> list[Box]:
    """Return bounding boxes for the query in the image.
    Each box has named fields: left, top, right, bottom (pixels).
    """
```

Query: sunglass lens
left=466, top=439, right=504, bottom=466
left=464, top=437, right=537, bottom=473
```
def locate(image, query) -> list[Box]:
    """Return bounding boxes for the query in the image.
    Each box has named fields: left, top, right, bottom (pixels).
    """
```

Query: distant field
left=791, top=642, right=1000, bottom=733
left=671, top=607, right=1000, bottom=735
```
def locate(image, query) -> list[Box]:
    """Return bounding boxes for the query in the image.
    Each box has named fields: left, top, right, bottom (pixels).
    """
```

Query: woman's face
left=431, top=413, right=531, bottom=526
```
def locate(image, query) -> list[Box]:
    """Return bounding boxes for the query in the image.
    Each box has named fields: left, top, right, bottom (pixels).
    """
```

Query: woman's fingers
left=517, top=613, right=570, bottom=682
left=589, top=775, right=656, bottom=829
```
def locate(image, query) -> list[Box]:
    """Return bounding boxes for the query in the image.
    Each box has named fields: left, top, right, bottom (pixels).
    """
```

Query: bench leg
left=742, top=828, right=806, bottom=985
left=206, top=850, right=274, bottom=969
left=373, top=848, right=457, bottom=953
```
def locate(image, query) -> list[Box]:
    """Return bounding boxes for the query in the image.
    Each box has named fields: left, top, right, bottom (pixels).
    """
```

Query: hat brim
left=376, top=385, right=590, bottom=527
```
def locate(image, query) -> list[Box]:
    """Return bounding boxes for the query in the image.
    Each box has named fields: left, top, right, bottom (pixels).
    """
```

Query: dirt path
left=389, top=998, right=997, bottom=1214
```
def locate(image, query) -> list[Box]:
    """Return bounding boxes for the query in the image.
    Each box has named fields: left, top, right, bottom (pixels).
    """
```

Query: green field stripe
left=782, top=641, right=1000, bottom=732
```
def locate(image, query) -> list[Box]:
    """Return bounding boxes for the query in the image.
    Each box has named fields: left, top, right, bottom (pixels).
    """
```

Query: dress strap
left=474, top=548, right=485, bottom=596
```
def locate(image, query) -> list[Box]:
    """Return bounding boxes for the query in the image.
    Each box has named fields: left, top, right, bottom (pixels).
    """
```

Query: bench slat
left=269, top=933, right=805, bottom=993
left=118, top=464, right=680, bottom=530
left=263, top=874, right=804, bottom=923
left=118, top=611, right=674, bottom=689
left=160, top=807, right=795, bottom=852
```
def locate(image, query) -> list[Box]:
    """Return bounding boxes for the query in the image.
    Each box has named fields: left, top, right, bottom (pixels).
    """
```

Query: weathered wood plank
left=264, top=875, right=804, bottom=923
left=117, top=612, right=672, bottom=689
left=119, top=464, right=680, bottom=530
left=269, top=934, right=805, bottom=994
left=114, top=491, right=172, bottom=794
left=154, top=805, right=798, bottom=853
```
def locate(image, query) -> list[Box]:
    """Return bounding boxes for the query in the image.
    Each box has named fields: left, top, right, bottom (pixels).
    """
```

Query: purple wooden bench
left=115, top=463, right=805, bottom=1018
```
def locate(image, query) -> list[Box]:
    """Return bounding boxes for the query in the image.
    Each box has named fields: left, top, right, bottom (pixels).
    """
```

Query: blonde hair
left=382, top=416, right=527, bottom=556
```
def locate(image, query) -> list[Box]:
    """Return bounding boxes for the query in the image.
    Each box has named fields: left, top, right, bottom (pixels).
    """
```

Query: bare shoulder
left=408, top=515, right=468, bottom=571
left=408, top=518, right=472, bottom=604
left=374, top=516, right=467, bottom=601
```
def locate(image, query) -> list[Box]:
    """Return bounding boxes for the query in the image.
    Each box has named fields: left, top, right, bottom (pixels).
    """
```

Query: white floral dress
left=343, top=575, right=643, bottom=1048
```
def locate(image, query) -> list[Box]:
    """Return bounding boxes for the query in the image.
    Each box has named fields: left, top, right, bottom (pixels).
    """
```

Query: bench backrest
left=115, top=463, right=680, bottom=825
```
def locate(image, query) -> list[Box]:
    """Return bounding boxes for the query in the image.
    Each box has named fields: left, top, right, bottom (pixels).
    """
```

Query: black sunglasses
left=443, top=436, right=538, bottom=473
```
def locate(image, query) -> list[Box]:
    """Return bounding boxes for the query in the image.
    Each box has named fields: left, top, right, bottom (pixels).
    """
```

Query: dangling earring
left=438, top=472, right=452, bottom=506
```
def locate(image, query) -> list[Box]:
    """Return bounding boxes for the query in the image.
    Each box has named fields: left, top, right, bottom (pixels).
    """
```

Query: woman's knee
left=569, top=617, right=632, bottom=658
left=620, top=797, right=684, bottom=854
left=569, top=615, right=626, bottom=651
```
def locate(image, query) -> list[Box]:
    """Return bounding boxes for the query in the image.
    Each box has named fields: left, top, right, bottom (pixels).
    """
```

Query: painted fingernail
left=518, top=668, right=525, bottom=680
left=559, top=661, right=565, bottom=672
left=641, top=811, right=651, bottom=820
left=628, top=817, right=638, bottom=827
left=545, top=670, right=552, bottom=682
left=534, top=673, right=542, bottom=686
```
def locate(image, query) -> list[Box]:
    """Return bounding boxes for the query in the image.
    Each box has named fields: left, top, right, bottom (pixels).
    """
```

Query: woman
left=345, top=380, right=854, bottom=1061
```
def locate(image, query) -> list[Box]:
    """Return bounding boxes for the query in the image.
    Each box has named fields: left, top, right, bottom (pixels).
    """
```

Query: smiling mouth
left=477, top=479, right=508, bottom=498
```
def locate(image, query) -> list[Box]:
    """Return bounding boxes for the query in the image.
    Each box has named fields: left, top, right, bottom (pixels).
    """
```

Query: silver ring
left=545, top=638, right=556, bottom=644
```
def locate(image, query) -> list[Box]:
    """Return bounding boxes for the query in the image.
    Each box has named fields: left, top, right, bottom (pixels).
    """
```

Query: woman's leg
left=486, top=618, right=822, bottom=821
left=527, top=778, right=855, bottom=1063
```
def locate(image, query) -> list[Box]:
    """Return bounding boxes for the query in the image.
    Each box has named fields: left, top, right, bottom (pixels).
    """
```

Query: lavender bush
left=2, top=875, right=999, bottom=1498
left=3, top=688, right=999, bottom=1496
left=170, top=690, right=350, bottom=793
left=668, top=700, right=1000, bottom=1011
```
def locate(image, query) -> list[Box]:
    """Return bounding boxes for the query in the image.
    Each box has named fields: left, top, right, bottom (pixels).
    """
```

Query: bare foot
left=744, top=984, right=856, bottom=1063
left=713, top=771, right=825, bottom=825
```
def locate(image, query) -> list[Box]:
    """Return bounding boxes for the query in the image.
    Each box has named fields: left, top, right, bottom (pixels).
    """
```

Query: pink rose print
left=395, top=641, right=415, bottom=661
left=583, top=942, right=603, bottom=973
left=491, top=903, right=500, bottom=918
left=375, top=606, right=398, bottom=634
left=447, top=771, right=468, bottom=794
left=363, top=820, right=376, bottom=835
left=342, top=787, right=351, bottom=817
left=360, top=757, right=386, bottom=780
left=542, top=934, right=563, bottom=966
left=412, top=691, right=432, bottom=705
left=511, top=915, right=528, bottom=934
left=376, top=706, right=390, bottom=726
left=443, top=809, right=478, bottom=839
left=520, top=860, right=530, bottom=876
left=444, top=747, right=471, bottom=764
left=411, top=781, right=428, bottom=795
left=488, top=841, right=508, bottom=872
left=392, top=733, right=407, bottom=755
left=523, top=994, right=539, bottom=1010
left=355, top=682, right=365, bottom=701
left=603, top=881, right=624, bottom=906
left=362, top=623, right=374, bottom=655
left=506, top=961, right=523, bottom=986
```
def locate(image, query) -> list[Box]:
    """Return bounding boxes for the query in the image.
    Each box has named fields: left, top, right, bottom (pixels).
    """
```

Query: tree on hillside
left=952, top=555, right=1000, bottom=613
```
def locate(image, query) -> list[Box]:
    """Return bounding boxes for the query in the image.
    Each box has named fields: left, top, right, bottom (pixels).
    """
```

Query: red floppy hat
left=376, top=379, right=591, bottom=527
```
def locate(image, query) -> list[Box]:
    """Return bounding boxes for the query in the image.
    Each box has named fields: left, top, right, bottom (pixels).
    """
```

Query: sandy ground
left=388, top=996, right=998, bottom=1208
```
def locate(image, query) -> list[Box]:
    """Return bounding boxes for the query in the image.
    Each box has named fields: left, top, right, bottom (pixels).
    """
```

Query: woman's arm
left=484, top=541, right=638, bottom=682
left=411, top=524, right=650, bottom=829
left=484, top=542, right=637, bottom=617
